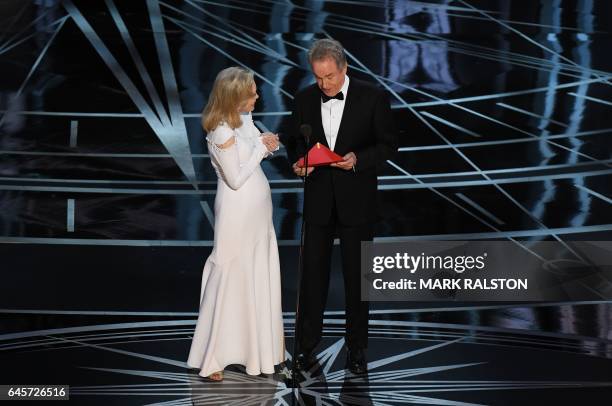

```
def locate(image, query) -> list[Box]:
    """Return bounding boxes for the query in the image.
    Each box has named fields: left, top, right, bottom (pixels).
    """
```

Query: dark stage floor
left=1, top=0, right=612, bottom=404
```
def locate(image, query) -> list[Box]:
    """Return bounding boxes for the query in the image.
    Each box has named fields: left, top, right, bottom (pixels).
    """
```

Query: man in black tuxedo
left=287, top=39, right=398, bottom=374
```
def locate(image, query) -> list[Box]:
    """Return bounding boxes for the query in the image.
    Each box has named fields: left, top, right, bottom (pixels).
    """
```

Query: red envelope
left=297, top=142, right=344, bottom=167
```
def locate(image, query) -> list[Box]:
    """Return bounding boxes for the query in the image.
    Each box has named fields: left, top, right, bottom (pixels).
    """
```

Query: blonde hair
left=202, top=67, right=255, bottom=132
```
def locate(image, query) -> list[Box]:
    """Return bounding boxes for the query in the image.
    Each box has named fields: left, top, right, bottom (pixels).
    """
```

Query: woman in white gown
left=187, top=67, right=286, bottom=381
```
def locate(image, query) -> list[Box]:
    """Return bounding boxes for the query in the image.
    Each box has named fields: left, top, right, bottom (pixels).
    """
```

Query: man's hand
left=331, top=152, right=357, bottom=170
left=292, top=161, right=315, bottom=177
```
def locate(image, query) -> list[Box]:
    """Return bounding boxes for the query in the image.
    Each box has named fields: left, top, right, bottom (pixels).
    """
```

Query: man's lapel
left=333, top=78, right=358, bottom=153
left=311, top=89, right=329, bottom=149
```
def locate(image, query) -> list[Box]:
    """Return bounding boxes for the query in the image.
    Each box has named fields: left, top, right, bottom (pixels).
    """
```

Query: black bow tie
left=321, top=91, right=344, bottom=103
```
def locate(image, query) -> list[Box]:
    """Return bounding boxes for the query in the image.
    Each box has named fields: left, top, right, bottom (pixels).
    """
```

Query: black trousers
left=296, top=203, right=373, bottom=353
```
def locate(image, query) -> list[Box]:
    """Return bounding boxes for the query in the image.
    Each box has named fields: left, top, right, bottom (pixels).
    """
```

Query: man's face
left=311, top=57, right=347, bottom=97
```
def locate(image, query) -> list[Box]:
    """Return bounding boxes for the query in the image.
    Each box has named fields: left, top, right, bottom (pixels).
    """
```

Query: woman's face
left=239, top=83, right=258, bottom=113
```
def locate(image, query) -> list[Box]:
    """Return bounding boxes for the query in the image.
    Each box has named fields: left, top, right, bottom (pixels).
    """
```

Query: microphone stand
left=291, top=133, right=310, bottom=402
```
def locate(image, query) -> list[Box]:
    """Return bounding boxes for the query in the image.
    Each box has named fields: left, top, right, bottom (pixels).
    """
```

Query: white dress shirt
left=321, top=75, right=349, bottom=151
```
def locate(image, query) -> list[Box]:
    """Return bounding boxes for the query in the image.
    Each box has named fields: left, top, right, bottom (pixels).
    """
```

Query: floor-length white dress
left=187, top=113, right=285, bottom=377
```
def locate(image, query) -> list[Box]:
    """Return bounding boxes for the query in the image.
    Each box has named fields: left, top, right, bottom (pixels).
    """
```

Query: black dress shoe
left=346, top=348, right=367, bottom=374
left=293, top=352, right=316, bottom=371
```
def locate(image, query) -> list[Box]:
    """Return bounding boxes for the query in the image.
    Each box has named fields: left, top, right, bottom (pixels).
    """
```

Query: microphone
left=299, top=124, right=312, bottom=146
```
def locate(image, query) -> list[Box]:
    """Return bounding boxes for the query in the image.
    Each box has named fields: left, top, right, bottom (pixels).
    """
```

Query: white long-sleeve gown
left=187, top=113, right=285, bottom=377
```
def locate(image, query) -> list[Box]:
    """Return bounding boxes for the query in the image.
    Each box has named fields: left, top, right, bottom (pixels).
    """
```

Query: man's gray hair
left=308, top=38, right=347, bottom=68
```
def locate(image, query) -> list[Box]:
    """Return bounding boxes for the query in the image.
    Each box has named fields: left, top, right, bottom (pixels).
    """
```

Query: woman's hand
left=261, top=132, right=279, bottom=152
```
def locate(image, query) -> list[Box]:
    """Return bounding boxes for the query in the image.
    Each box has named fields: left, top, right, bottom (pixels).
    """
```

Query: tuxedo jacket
left=287, top=78, right=398, bottom=226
